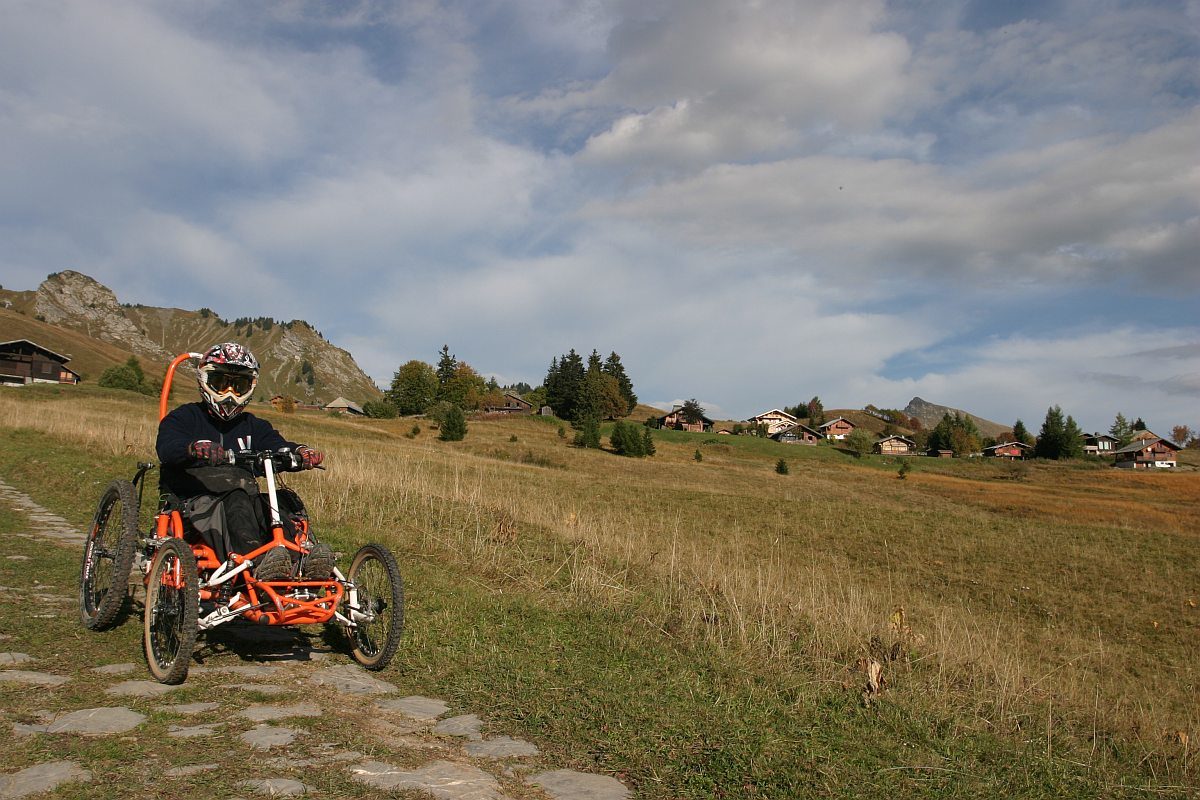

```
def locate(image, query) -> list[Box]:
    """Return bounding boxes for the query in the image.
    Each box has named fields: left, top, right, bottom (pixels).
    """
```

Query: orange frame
left=149, top=352, right=343, bottom=626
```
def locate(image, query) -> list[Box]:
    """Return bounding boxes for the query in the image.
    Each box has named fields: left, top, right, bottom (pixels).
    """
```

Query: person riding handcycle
left=156, top=342, right=333, bottom=581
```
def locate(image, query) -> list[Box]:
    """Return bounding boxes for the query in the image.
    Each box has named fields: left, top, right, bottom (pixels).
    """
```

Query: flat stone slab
left=0, top=760, right=91, bottom=799
left=377, top=695, right=450, bottom=720
left=241, top=725, right=299, bottom=750
left=435, top=714, right=484, bottom=741
left=239, top=778, right=309, bottom=796
left=5, top=555, right=31, bottom=561
left=0, top=670, right=68, bottom=687
left=528, top=770, right=630, bottom=800
left=310, top=665, right=396, bottom=695
left=168, top=723, right=224, bottom=738
left=158, top=702, right=221, bottom=715
left=0, top=653, right=34, bottom=666
left=17, top=707, right=146, bottom=736
left=164, top=764, right=219, bottom=778
left=91, top=663, right=136, bottom=675
left=240, top=703, right=322, bottom=722
left=351, top=760, right=508, bottom=799
left=105, top=680, right=179, bottom=698
left=465, top=736, right=539, bottom=759
left=225, top=682, right=290, bottom=696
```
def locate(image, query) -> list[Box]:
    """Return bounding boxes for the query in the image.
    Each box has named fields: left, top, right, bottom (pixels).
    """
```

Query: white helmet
left=197, top=342, right=259, bottom=421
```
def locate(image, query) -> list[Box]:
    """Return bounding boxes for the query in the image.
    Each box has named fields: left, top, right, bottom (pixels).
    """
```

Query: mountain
left=0, top=271, right=382, bottom=405
left=903, top=396, right=1008, bottom=439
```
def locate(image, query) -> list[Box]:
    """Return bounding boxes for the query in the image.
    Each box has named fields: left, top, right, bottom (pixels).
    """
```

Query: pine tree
left=435, top=345, right=458, bottom=386
left=438, top=404, right=467, bottom=441
left=545, top=350, right=585, bottom=420
left=1012, top=419, right=1031, bottom=445
left=602, top=352, right=638, bottom=414
left=1035, top=405, right=1082, bottom=459
left=1109, top=413, right=1132, bottom=446
left=1132, top=417, right=1147, bottom=431
left=641, top=427, right=656, bottom=456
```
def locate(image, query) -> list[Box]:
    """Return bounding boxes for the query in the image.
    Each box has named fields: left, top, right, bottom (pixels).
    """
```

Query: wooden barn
left=0, top=339, right=81, bottom=386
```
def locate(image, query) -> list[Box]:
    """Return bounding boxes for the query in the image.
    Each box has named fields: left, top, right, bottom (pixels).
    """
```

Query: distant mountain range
left=0, top=271, right=382, bottom=406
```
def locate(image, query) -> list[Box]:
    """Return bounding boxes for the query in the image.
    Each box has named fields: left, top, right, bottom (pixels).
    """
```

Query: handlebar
left=224, top=449, right=322, bottom=473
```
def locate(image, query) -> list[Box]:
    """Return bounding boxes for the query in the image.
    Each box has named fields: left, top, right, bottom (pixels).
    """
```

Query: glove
left=188, top=440, right=226, bottom=466
left=297, top=446, right=324, bottom=470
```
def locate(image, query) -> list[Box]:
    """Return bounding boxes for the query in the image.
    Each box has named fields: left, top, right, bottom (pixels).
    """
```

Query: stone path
left=0, top=476, right=633, bottom=800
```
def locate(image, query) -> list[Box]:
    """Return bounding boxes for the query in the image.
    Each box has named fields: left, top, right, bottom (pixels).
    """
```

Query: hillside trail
left=0, top=477, right=630, bottom=800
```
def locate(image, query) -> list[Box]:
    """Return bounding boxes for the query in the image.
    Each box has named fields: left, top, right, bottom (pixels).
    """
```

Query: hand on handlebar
left=297, top=446, right=324, bottom=470
left=188, top=440, right=227, bottom=466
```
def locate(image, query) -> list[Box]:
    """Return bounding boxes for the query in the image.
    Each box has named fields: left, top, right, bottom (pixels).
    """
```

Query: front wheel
left=79, top=480, right=140, bottom=631
left=343, top=544, right=403, bottom=671
left=143, top=538, right=199, bottom=684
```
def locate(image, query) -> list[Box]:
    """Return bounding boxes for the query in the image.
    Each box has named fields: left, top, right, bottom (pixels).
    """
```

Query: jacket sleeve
left=156, top=408, right=199, bottom=466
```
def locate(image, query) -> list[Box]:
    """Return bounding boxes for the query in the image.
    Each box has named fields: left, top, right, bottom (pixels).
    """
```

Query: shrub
left=573, top=417, right=602, bottom=449
left=98, top=357, right=155, bottom=396
left=362, top=399, right=398, bottom=419
left=897, top=460, right=911, bottom=480
left=610, top=420, right=647, bottom=457
left=694, top=449, right=703, bottom=462
left=439, top=404, right=467, bottom=441
left=775, top=458, right=789, bottom=475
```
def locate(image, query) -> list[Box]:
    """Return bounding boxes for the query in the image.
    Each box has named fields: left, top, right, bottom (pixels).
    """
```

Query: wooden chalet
left=1113, top=437, right=1179, bottom=469
left=323, top=396, right=365, bottom=416
left=1082, top=433, right=1119, bottom=456
left=0, top=339, right=81, bottom=386
left=929, top=448, right=955, bottom=458
left=818, top=417, right=856, bottom=440
left=654, top=406, right=714, bottom=433
left=482, top=392, right=534, bottom=415
left=874, top=434, right=917, bottom=455
left=983, top=441, right=1032, bottom=460
left=1128, top=429, right=1160, bottom=444
left=772, top=423, right=822, bottom=445
left=746, top=409, right=798, bottom=436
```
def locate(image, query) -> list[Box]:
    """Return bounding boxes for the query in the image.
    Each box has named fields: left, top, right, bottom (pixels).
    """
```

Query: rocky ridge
left=9, top=271, right=381, bottom=404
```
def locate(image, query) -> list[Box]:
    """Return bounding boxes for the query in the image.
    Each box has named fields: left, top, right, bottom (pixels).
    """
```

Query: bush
left=439, top=404, right=467, bottom=441
left=775, top=458, right=789, bottom=475
left=573, top=417, right=601, bottom=449
left=897, top=460, right=911, bottom=480
left=694, top=449, right=703, bottom=462
left=362, top=399, right=398, bottom=419
left=98, top=357, right=155, bottom=396
left=610, top=420, right=647, bottom=457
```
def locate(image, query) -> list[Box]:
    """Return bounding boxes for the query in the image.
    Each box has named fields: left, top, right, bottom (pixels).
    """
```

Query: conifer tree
left=1012, top=419, right=1031, bottom=445
left=435, top=345, right=458, bottom=386
left=1035, top=405, right=1083, bottom=459
left=1109, top=412, right=1132, bottom=446
left=641, top=427, right=656, bottom=456
left=438, top=404, right=467, bottom=441
left=602, top=352, right=638, bottom=414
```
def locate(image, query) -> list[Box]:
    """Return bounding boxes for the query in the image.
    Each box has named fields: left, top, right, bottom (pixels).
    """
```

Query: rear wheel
left=143, top=538, right=199, bottom=684
left=344, top=544, right=403, bottom=671
left=79, top=480, right=140, bottom=631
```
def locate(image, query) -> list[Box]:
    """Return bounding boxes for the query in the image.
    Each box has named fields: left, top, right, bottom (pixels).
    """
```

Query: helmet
left=197, top=342, right=259, bottom=421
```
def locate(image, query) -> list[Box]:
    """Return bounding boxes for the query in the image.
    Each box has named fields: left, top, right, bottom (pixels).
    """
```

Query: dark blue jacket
left=156, top=402, right=299, bottom=498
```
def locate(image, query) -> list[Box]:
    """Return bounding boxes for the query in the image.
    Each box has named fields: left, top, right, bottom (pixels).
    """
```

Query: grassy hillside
left=1, top=386, right=1197, bottom=798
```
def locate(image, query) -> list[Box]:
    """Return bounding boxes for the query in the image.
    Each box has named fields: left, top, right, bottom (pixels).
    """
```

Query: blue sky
left=1, top=0, right=1197, bottom=433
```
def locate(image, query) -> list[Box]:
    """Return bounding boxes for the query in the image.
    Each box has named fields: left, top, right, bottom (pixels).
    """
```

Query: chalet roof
left=1113, top=437, right=1179, bottom=455
left=876, top=434, right=916, bottom=445
left=747, top=409, right=796, bottom=422
left=773, top=423, right=821, bottom=439
left=818, top=416, right=855, bottom=430
left=1084, top=432, right=1119, bottom=442
left=503, top=392, right=532, bottom=406
left=324, top=396, right=364, bottom=414
left=657, top=407, right=714, bottom=425
left=983, top=441, right=1033, bottom=452
left=0, top=339, right=72, bottom=363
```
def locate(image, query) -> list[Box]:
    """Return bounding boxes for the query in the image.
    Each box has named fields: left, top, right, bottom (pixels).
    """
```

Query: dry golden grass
left=3, top=387, right=1198, bottom=784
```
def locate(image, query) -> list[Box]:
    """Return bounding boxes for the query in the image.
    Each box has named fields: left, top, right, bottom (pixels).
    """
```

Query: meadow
left=1, top=384, right=1197, bottom=798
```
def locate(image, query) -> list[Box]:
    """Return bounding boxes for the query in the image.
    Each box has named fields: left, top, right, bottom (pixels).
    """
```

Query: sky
left=1, top=0, right=1198, bottom=433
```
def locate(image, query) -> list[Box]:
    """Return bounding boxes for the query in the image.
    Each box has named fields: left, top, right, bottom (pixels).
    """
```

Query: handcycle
left=78, top=352, right=403, bottom=683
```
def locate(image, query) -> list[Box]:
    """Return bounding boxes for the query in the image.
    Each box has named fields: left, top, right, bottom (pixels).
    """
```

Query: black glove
left=188, top=440, right=226, bottom=466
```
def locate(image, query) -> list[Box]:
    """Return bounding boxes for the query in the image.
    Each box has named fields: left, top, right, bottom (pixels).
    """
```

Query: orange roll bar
left=159, top=352, right=203, bottom=422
